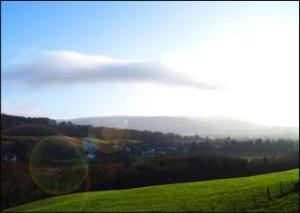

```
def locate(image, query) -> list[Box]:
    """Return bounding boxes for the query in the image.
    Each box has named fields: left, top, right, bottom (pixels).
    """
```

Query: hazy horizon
left=2, top=113, right=299, bottom=129
left=2, top=2, right=299, bottom=127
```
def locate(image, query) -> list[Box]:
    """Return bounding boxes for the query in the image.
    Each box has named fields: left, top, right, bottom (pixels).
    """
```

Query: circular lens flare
left=29, top=136, right=88, bottom=195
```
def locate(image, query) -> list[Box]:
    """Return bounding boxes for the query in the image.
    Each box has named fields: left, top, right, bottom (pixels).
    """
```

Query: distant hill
left=4, top=169, right=299, bottom=212
left=59, top=116, right=299, bottom=139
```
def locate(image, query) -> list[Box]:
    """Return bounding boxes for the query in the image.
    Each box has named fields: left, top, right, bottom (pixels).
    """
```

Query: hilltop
left=60, top=116, right=299, bottom=139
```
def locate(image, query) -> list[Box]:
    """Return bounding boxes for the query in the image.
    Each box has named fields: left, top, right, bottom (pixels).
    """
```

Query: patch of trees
left=88, top=152, right=299, bottom=191
left=1, top=164, right=49, bottom=210
left=1, top=114, right=57, bottom=130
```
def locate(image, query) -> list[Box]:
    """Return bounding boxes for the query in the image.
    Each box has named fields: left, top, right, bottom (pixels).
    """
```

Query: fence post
left=280, top=182, right=284, bottom=196
left=294, top=181, right=299, bottom=192
left=252, top=195, right=256, bottom=207
left=267, top=188, right=271, bottom=200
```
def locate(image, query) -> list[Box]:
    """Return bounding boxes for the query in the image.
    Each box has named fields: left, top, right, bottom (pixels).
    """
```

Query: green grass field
left=4, top=169, right=299, bottom=212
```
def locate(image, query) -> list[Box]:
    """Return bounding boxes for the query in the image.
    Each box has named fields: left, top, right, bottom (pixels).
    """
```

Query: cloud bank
left=4, top=50, right=218, bottom=90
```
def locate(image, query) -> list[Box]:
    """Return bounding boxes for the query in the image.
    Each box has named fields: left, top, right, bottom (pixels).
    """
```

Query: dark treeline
left=1, top=114, right=299, bottom=209
left=1, top=151, right=299, bottom=210
left=86, top=151, right=299, bottom=190
left=2, top=114, right=298, bottom=159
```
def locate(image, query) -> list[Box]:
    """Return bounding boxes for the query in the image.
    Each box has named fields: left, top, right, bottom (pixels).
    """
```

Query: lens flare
left=87, top=122, right=129, bottom=154
left=29, top=136, right=88, bottom=195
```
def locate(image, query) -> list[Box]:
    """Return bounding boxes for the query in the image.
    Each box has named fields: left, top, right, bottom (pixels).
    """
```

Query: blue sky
left=2, top=1, right=299, bottom=126
left=2, top=2, right=249, bottom=62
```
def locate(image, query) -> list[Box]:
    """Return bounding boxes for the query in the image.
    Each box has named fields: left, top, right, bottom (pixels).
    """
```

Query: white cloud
left=4, top=50, right=218, bottom=90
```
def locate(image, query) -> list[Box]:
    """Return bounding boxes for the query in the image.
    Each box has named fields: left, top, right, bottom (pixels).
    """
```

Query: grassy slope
left=5, top=169, right=299, bottom=212
left=253, top=192, right=299, bottom=212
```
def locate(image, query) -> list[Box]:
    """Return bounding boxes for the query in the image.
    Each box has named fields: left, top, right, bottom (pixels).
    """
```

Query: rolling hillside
left=60, top=116, right=299, bottom=139
left=4, top=169, right=299, bottom=212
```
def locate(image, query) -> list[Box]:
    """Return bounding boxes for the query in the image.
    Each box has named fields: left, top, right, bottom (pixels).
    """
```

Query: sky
left=1, top=1, right=299, bottom=127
